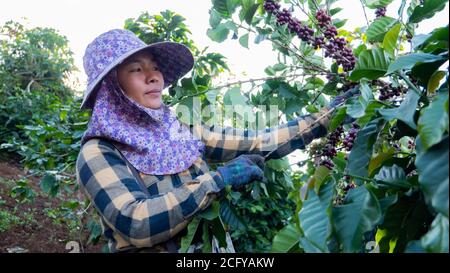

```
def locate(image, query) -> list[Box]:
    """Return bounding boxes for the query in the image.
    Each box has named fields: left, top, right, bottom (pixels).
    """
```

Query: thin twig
left=289, top=146, right=346, bottom=167
left=311, top=87, right=324, bottom=104
left=293, top=2, right=355, bottom=65
left=294, top=1, right=327, bottom=37
left=311, top=0, right=320, bottom=11
left=215, top=74, right=304, bottom=88
left=169, top=73, right=309, bottom=106
left=359, top=0, right=370, bottom=28
left=395, top=2, right=409, bottom=56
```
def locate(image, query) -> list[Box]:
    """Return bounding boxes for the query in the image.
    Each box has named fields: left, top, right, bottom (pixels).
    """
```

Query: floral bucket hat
left=80, top=29, right=204, bottom=175
left=81, top=29, right=194, bottom=109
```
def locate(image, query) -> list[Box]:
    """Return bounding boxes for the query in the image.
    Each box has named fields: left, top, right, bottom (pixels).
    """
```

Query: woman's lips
left=145, top=89, right=161, bottom=95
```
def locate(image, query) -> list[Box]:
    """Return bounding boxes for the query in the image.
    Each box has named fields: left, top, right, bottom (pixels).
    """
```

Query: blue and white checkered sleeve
left=194, top=107, right=331, bottom=163
left=76, top=139, right=225, bottom=248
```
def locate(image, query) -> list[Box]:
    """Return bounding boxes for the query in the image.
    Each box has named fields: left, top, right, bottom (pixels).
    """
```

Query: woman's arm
left=193, top=107, right=332, bottom=163
left=76, top=139, right=224, bottom=248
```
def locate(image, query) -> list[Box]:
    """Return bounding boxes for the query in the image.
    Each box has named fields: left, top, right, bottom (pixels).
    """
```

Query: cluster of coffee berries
left=321, top=144, right=338, bottom=158
left=264, top=2, right=315, bottom=43
left=315, top=9, right=332, bottom=28
left=263, top=1, right=357, bottom=71
left=263, top=0, right=281, bottom=14
left=320, top=159, right=335, bottom=170
left=379, top=86, right=403, bottom=100
left=281, top=10, right=315, bottom=42
left=319, top=125, right=344, bottom=169
left=323, top=26, right=338, bottom=39
left=324, top=38, right=356, bottom=71
left=334, top=178, right=356, bottom=205
left=316, top=123, right=359, bottom=171
left=315, top=9, right=337, bottom=38
left=312, top=36, right=326, bottom=49
left=342, top=123, right=360, bottom=151
left=375, top=7, right=387, bottom=18
left=372, top=80, right=404, bottom=101
left=407, top=139, right=415, bottom=149
left=275, top=8, right=292, bottom=25
left=314, top=9, right=357, bottom=71
left=343, top=181, right=356, bottom=191
left=297, top=25, right=315, bottom=43
left=327, top=125, right=343, bottom=148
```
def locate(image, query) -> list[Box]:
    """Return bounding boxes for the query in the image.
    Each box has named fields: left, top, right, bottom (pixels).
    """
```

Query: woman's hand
left=217, top=154, right=265, bottom=189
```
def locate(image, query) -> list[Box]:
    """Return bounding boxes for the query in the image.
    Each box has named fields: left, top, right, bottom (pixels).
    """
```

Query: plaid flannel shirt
left=75, top=107, right=331, bottom=252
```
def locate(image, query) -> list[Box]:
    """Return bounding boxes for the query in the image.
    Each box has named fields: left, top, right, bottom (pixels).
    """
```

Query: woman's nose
left=145, top=71, right=159, bottom=84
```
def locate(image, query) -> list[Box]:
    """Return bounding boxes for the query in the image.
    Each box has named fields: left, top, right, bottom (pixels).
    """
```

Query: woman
left=76, top=29, right=358, bottom=253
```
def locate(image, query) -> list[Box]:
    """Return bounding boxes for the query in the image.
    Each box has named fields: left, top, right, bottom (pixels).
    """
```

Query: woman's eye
left=130, top=67, right=141, bottom=72
left=153, top=67, right=159, bottom=71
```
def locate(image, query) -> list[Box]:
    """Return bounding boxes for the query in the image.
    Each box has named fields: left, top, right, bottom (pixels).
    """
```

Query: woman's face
left=117, top=51, right=164, bottom=109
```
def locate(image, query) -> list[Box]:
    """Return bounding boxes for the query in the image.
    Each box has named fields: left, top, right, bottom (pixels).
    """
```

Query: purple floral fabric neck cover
left=81, top=71, right=205, bottom=175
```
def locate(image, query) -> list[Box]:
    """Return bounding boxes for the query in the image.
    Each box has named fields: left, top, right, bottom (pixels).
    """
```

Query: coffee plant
left=0, top=21, right=75, bottom=99
left=197, top=0, right=448, bottom=253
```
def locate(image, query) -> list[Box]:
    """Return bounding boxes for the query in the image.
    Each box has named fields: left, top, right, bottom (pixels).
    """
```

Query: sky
left=1, top=0, right=448, bottom=169
left=1, top=0, right=448, bottom=92
left=0, top=0, right=277, bottom=92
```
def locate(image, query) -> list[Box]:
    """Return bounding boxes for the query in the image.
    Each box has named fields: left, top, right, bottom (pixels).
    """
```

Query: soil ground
left=0, top=153, right=105, bottom=253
